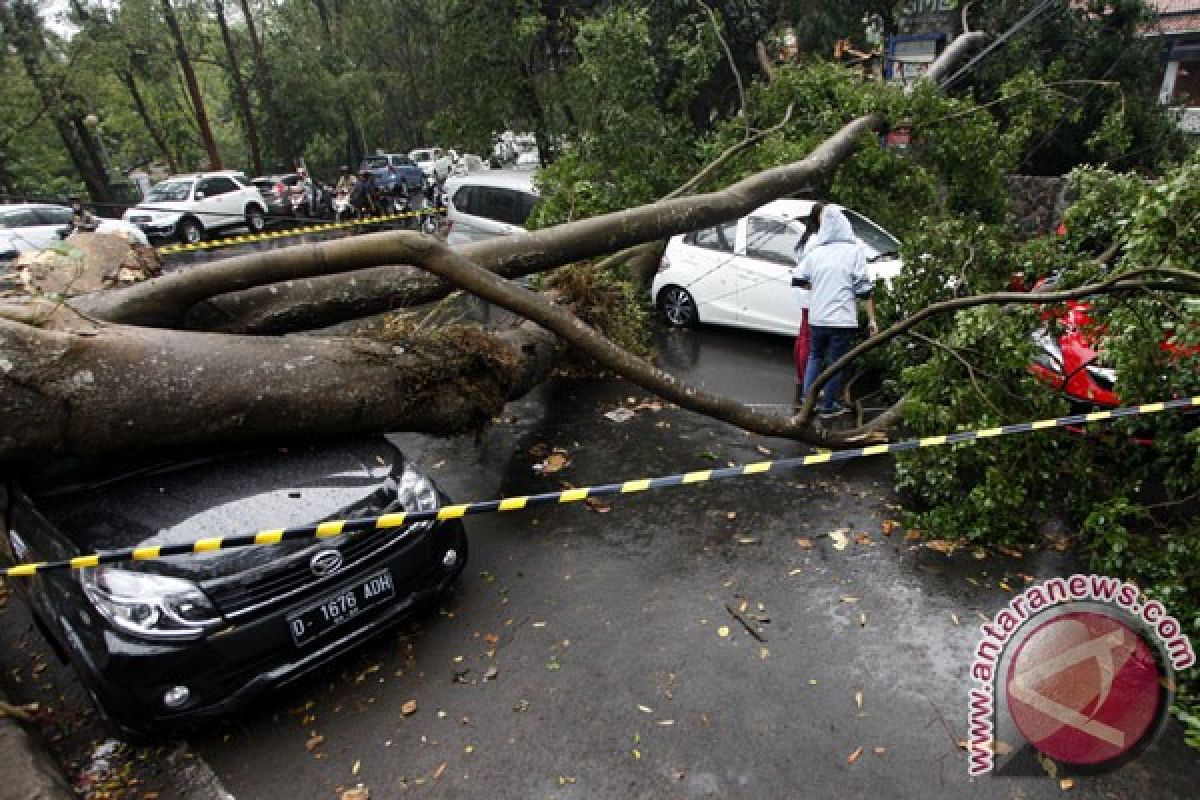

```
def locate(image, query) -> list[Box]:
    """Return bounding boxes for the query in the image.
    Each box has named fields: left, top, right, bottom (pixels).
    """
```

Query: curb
left=0, top=690, right=72, bottom=800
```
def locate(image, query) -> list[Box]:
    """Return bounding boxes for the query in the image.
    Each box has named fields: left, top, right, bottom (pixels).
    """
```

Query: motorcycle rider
left=351, top=168, right=380, bottom=217
left=293, top=166, right=317, bottom=216
left=334, top=165, right=356, bottom=195
left=64, top=196, right=99, bottom=237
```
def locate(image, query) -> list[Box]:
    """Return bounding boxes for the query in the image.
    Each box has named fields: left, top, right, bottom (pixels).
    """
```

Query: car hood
left=26, top=439, right=406, bottom=581
left=124, top=202, right=185, bottom=217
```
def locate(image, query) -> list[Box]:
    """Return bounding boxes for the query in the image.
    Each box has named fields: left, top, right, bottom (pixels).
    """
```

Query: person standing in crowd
left=792, top=205, right=879, bottom=417
left=66, top=197, right=99, bottom=235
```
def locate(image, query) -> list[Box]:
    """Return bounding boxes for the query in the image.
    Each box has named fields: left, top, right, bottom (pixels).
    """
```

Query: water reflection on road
left=652, top=324, right=797, bottom=410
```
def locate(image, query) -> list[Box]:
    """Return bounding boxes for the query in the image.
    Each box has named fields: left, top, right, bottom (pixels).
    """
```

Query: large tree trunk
left=214, top=0, right=264, bottom=176
left=161, top=0, right=223, bottom=170
left=238, top=0, right=288, bottom=169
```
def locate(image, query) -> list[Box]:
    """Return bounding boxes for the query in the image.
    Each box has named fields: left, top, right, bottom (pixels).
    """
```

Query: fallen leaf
left=904, top=530, right=922, bottom=542
left=855, top=691, right=863, bottom=710
left=998, top=581, right=1013, bottom=592
left=352, top=759, right=361, bottom=776
left=951, top=613, right=961, bottom=626
left=604, top=408, right=636, bottom=423
left=305, top=733, right=324, bottom=751
left=584, top=497, right=612, bottom=513
left=859, top=612, right=867, bottom=627
left=532, top=621, right=546, bottom=628
left=546, top=656, right=561, bottom=671
left=400, top=700, right=417, bottom=716
left=759, top=647, right=769, bottom=660
left=513, top=699, right=530, bottom=713
left=484, top=633, right=499, bottom=646
left=924, top=539, right=957, bottom=554
left=795, top=537, right=815, bottom=550
left=656, top=719, right=675, bottom=726
left=736, top=537, right=759, bottom=545
left=483, top=666, right=498, bottom=682
left=717, top=626, right=730, bottom=638
left=1059, top=778, right=1075, bottom=791
left=557, top=776, right=577, bottom=786
left=829, top=530, right=850, bottom=550
left=432, top=762, right=447, bottom=781
left=340, top=786, right=369, bottom=800
left=881, top=519, right=901, bottom=536
left=873, top=747, right=886, bottom=755
left=853, top=533, right=871, bottom=546
left=788, top=568, right=803, bottom=576
left=846, top=747, right=863, bottom=765
left=534, top=453, right=569, bottom=474
left=726, top=511, right=738, bottom=520
left=637, top=704, right=654, bottom=714
left=997, top=545, right=1024, bottom=559
left=632, top=748, right=642, bottom=760
left=738, top=600, right=749, bottom=613
left=840, top=596, right=860, bottom=603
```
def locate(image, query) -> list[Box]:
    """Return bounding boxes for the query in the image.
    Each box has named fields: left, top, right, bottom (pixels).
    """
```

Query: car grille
left=204, top=520, right=429, bottom=619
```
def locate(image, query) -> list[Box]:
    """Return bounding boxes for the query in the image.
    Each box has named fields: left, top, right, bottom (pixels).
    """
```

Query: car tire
left=658, top=285, right=699, bottom=328
left=177, top=217, right=203, bottom=245
left=245, top=205, right=266, bottom=233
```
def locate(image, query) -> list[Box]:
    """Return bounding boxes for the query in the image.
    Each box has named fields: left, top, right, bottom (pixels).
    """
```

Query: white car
left=0, top=203, right=149, bottom=261
left=650, top=199, right=903, bottom=336
left=122, top=171, right=268, bottom=244
left=408, top=148, right=452, bottom=183
left=444, top=170, right=539, bottom=247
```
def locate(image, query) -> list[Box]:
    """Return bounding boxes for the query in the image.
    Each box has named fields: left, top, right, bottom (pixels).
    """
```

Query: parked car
left=650, top=199, right=903, bottom=336
left=122, top=171, right=268, bottom=244
left=444, top=170, right=540, bottom=247
left=358, top=154, right=426, bottom=197
left=250, top=173, right=304, bottom=218
left=0, top=438, right=467, bottom=736
left=0, top=203, right=149, bottom=262
left=408, top=148, right=452, bottom=183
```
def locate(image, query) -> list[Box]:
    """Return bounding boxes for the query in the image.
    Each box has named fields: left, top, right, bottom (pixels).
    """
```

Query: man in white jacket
left=792, top=205, right=879, bottom=417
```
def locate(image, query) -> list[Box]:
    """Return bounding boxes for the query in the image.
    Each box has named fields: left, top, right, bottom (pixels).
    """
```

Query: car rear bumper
left=65, top=521, right=466, bottom=733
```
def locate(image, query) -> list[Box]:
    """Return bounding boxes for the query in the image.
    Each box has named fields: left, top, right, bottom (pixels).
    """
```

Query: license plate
left=286, top=569, right=394, bottom=647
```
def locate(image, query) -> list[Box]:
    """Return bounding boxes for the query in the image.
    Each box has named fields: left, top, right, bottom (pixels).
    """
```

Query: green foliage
left=892, top=157, right=1200, bottom=735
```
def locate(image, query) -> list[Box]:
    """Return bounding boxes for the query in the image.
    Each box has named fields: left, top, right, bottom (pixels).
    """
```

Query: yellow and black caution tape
left=156, top=207, right=446, bottom=255
left=3, top=396, right=1196, bottom=578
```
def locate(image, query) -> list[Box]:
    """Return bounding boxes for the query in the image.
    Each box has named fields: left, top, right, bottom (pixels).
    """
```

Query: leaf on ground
left=546, top=656, right=561, bottom=671
left=997, top=545, right=1024, bottom=559
left=534, top=453, right=569, bottom=474
left=855, top=691, right=863, bottom=710
left=853, top=533, right=871, bottom=546
left=637, top=704, right=654, bottom=714
left=904, top=530, right=923, bottom=542
left=1059, top=778, right=1076, bottom=791
left=352, top=759, right=361, bottom=776
left=760, top=647, right=769, bottom=660
left=305, top=733, right=324, bottom=751
left=788, top=568, right=803, bottom=576
left=584, top=497, right=612, bottom=513
left=484, top=633, right=499, bottom=646
left=924, top=539, right=957, bottom=554
left=755, top=445, right=772, bottom=456
left=874, top=747, right=886, bottom=755
left=950, top=613, right=960, bottom=625
left=840, top=596, right=859, bottom=603
left=881, top=520, right=901, bottom=536
left=432, top=762, right=447, bottom=781
left=400, top=700, right=417, bottom=716
left=846, top=747, right=863, bottom=765
left=726, top=511, right=738, bottom=520
left=795, top=537, right=815, bottom=550
left=340, top=786, right=369, bottom=800
left=829, top=530, right=850, bottom=550
left=717, top=626, right=730, bottom=638
left=483, top=666, right=498, bottom=682
left=736, top=536, right=759, bottom=545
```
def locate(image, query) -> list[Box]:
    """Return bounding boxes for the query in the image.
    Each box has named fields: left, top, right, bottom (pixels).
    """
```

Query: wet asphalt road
left=176, top=324, right=1197, bottom=799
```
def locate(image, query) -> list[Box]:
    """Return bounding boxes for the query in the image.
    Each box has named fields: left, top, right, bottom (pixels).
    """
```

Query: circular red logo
left=1005, top=611, right=1163, bottom=766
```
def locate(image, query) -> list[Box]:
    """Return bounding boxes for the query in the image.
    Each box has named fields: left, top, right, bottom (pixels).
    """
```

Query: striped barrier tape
left=156, top=207, right=446, bottom=255
left=2, top=396, right=1196, bottom=578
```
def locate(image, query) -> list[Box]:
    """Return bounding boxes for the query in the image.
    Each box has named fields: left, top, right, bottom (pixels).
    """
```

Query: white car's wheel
left=658, top=285, right=699, bottom=327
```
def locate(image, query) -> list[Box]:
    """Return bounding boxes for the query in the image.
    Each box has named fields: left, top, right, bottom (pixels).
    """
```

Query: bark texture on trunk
left=238, top=0, right=288, bottom=168
left=0, top=310, right=556, bottom=463
left=215, top=0, right=263, bottom=177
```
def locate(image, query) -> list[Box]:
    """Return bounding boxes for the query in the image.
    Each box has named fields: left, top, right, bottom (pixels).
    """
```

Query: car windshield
left=843, top=209, right=900, bottom=255
left=411, top=151, right=432, bottom=162
left=362, top=157, right=389, bottom=170
left=146, top=180, right=193, bottom=202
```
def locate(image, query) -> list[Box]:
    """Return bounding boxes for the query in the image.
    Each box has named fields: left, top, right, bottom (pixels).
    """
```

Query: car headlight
left=80, top=567, right=222, bottom=641
left=398, top=465, right=439, bottom=513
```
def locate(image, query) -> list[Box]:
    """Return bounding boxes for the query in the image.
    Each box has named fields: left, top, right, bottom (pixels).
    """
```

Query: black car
left=0, top=438, right=466, bottom=736
left=251, top=173, right=303, bottom=218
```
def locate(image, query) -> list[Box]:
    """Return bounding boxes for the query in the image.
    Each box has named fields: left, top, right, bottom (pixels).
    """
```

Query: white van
left=444, top=171, right=539, bottom=247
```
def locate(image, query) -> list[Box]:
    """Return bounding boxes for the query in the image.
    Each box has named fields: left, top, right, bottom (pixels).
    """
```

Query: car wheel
left=659, top=285, right=699, bottom=327
left=245, top=206, right=266, bottom=233
left=177, top=217, right=203, bottom=245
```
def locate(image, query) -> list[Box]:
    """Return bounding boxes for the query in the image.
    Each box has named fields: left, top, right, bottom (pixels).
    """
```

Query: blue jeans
left=802, top=326, right=855, bottom=411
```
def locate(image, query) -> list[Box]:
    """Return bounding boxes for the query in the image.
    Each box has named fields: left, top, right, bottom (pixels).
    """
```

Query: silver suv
left=123, top=171, right=268, bottom=244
